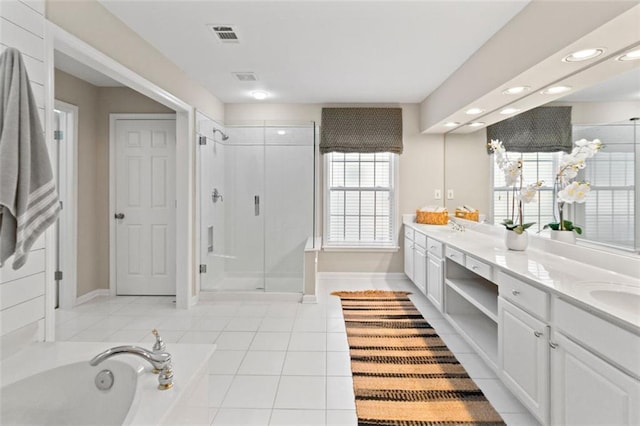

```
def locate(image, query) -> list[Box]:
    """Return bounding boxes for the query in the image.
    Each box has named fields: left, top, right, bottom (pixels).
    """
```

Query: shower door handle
left=254, top=195, right=260, bottom=216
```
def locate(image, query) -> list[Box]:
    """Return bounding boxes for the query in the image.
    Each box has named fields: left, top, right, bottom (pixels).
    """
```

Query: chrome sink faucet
left=90, top=331, right=174, bottom=390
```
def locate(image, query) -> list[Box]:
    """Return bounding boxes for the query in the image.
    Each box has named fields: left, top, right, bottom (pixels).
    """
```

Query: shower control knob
left=114, top=213, right=125, bottom=220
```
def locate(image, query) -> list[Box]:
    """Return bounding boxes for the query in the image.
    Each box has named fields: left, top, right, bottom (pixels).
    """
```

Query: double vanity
left=403, top=216, right=640, bottom=426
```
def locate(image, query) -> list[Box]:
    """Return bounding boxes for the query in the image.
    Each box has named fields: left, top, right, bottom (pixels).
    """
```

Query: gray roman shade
left=320, top=108, right=403, bottom=154
left=486, top=106, right=572, bottom=153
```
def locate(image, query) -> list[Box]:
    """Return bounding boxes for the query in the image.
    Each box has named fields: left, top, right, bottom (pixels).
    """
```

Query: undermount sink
left=589, top=289, right=640, bottom=315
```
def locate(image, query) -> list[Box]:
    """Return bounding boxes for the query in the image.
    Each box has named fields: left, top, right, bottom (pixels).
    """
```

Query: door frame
left=53, top=100, right=78, bottom=309
left=45, top=23, right=198, bottom=340
left=109, top=113, right=177, bottom=296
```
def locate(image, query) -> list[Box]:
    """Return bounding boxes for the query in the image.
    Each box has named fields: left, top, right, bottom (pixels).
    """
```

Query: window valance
left=486, top=106, right=572, bottom=153
left=320, top=107, right=403, bottom=154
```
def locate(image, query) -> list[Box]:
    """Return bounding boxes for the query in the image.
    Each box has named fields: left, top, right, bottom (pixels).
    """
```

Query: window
left=324, top=152, right=397, bottom=248
left=492, top=152, right=559, bottom=233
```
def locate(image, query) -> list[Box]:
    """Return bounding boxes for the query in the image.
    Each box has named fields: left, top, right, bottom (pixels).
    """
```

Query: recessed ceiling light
left=500, top=108, right=521, bottom=115
left=563, top=48, right=604, bottom=62
left=277, top=130, right=286, bottom=135
left=540, top=86, right=572, bottom=95
left=617, top=48, right=640, bottom=61
left=465, top=108, right=484, bottom=115
left=251, top=90, right=269, bottom=100
left=502, top=86, right=531, bottom=95
left=468, top=122, right=485, bottom=127
left=444, top=122, right=460, bottom=127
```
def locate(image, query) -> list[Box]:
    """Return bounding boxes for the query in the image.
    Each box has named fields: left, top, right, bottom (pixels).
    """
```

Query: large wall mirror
left=443, top=67, right=640, bottom=254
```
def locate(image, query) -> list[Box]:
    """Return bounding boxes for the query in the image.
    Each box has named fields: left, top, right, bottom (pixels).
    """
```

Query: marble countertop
left=403, top=217, right=640, bottom=331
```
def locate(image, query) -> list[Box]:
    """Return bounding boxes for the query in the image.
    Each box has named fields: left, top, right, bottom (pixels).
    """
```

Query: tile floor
left=55, top=277, right=540, bottom=426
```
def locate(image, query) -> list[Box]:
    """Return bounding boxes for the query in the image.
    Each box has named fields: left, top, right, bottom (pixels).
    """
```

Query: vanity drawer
left=427, top=238, right=443, bottom=258
left=414, top=231, right=427, bottom=249
left=445, top=246, right=465, bottom=266
left=465, top=255, right=492, bottom=281
left=498, top=271, right=549, bottom=320
left=404, top=227, right=414, bottom=241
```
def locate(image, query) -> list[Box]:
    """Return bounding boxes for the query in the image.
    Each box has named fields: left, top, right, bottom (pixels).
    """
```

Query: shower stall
left=198, top=116, right=317, bottom=293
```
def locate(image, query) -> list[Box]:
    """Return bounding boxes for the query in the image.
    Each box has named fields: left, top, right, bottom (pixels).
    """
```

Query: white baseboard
left=318, top=272, right=408, bottom=280
left=75, top=289, right=110, bottom=306
left=301, top=294, right=318, bottom=304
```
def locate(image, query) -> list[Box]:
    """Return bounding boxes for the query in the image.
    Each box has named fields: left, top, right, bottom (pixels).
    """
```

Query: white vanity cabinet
left=498, top=295, right=549, bottom=424
left=404, top=227, right=427, bottom=295
left=426, top=238, right=444, bottom=311
left=404, top=228, right=414, bottom=282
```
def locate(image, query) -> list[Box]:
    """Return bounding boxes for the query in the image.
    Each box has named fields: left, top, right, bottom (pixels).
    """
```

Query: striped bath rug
left=331, top=290, right=505, bottom=426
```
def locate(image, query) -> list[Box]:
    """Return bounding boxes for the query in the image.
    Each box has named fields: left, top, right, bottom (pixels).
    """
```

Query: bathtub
left=0, top=342, right=215, bottom=425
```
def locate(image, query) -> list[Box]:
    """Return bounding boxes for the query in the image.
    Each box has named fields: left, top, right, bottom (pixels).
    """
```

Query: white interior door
left=114, top=118, right=176, bottom=295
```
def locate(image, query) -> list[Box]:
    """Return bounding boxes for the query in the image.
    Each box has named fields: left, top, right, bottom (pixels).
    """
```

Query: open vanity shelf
left=443, top=251, right=499, bottom=369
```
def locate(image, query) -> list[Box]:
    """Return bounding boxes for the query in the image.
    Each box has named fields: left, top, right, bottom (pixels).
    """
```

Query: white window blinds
left=325, top=152, right=395, bottom=246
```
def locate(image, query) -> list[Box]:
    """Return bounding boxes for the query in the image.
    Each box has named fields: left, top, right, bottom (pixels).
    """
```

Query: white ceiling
left=54, top=50, right=123, bottom=87
left=99, top=0, right=529, bottom=103
left=559, top=67, right=640, bottom=102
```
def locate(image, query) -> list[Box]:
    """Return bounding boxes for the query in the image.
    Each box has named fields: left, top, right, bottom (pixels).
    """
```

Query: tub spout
left=90, top=345, right=171, bottom=372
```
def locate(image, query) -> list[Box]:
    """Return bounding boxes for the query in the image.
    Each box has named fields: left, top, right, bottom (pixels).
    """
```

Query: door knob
left=114, top=213, right=125, bottom=220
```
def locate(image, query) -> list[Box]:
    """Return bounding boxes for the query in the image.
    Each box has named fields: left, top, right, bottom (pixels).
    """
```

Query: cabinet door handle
left=549, top=341, right=559, bottom=349
left=430, top=245, right=436, bottom=249
left=534, top=331, right=543, bottom=338
left=512, top=290, right=520, bottom=296
left=471, top=265, right=478, bottom=270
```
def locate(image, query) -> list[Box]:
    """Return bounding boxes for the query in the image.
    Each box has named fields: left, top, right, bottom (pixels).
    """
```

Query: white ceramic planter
left=551, top=230, right=577, bottom=244
left=505, top=230, right=528, bottom=251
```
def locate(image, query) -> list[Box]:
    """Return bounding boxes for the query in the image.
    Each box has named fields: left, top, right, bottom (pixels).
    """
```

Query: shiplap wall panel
left=0, top=296, right=45, bottom=335
left=0, top=44, right=45, bottom=84
left=0, top=249, right=45, bottom=283
left=0, top=19, right=43, bottom=60
left=0, top=1, right=44, bottom=37
left=0, top=273, right=45, bottom=310
left=0, top=0, right=47, bottom=341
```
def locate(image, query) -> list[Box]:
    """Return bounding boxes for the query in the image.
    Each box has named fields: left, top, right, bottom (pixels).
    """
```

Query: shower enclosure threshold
left=198, top=291, right=303, bottom=303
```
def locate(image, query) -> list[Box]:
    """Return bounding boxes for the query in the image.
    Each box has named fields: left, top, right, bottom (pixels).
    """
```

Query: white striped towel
left=0, top=48, right=61, bottom=269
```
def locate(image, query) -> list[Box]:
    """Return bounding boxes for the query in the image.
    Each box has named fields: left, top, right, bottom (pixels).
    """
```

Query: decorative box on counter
left=454, top=206, right=479, bottom=222
left=416, top=206, right=449, bottom=225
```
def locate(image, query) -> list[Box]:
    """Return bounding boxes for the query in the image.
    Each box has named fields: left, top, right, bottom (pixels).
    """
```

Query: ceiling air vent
left=232, top=72, right=258, bottom=82
left=209, top=25, right=239, bottom=43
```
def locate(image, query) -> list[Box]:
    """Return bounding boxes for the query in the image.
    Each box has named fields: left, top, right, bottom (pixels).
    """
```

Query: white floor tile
left=120, top=315, right=166, bottom=331
left=269, top=409, right=325, bottom=426
left=235, top=305, right=270, bottom=318
left=427, top=318, right=458, bottom=335
left=455, top=353, right=498, bottom=379
left=103, top=329, right=150, bottom=343
left=208, top=375, right=235, bottom=407
left=56, top=314, right=106, bottom=331
left=282, top=351, right=326, bottom=376
left=439, top=333, right=475, bottom=354
left=250, top=332, right=291, bottom=351
left=259, top=318, right=295, bottom=332
left=293, top=319, right=327, bottom=333
left=222, top=375, right=280, bottom=408
left=225, top=317, right=263, bottom=332
left=326, top=377, right=355, bottom=410
left=326, top=318, right=346, bottom=333
left=200, top=305, right=239, bottom=317
left=326, top=410, right=358, bottom=426
left=475, top=378, right=529, bottom=413
left=212, top=408, right=271, bottom=426
left=179, top=331, right=220, bottom=344
left=288, top=333, right=326, bottom=351
left=275, top=376, right=326, bottom=409
left=140, top=329, right=185, bottom=343
left=501, top=412, right=541, bottom=426
left=69, top=328, right=114, bottom=342
left=215, top=332, right=256, bottom=350
left=266, top=304, right=299, bottom=318
left=195, top=316, right=231, bottom=331
left=209, top=350, right=247, bottom=375
left=238, top=351, right=286, bottom=375
left=84, top=315, right=135, bottom=331
left=159, top=316, right=199, bottom=331
left=326, top=333, right=349, bottom=352
left=326, top=352, right=352, bottom=376
left=53, top=328, right=78, bottom=341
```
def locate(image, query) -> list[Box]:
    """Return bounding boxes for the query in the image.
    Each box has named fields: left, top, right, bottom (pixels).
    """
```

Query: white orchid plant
left=489, top=139, right=544, bottom=234
left=545, top=138, right=603, bottom=234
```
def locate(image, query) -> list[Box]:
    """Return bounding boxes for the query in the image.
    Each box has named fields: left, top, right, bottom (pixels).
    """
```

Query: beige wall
left=444, top=130, right=491, bottom=217
left=46, top=0, right=224, bottom=121
left=55, top=69, right=173, bottom=297
left=225, top=103, right=445, bottom=273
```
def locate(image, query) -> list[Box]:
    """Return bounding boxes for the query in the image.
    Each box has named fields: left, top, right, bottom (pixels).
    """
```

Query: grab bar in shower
left=254, top=195, right=260, bottom=216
